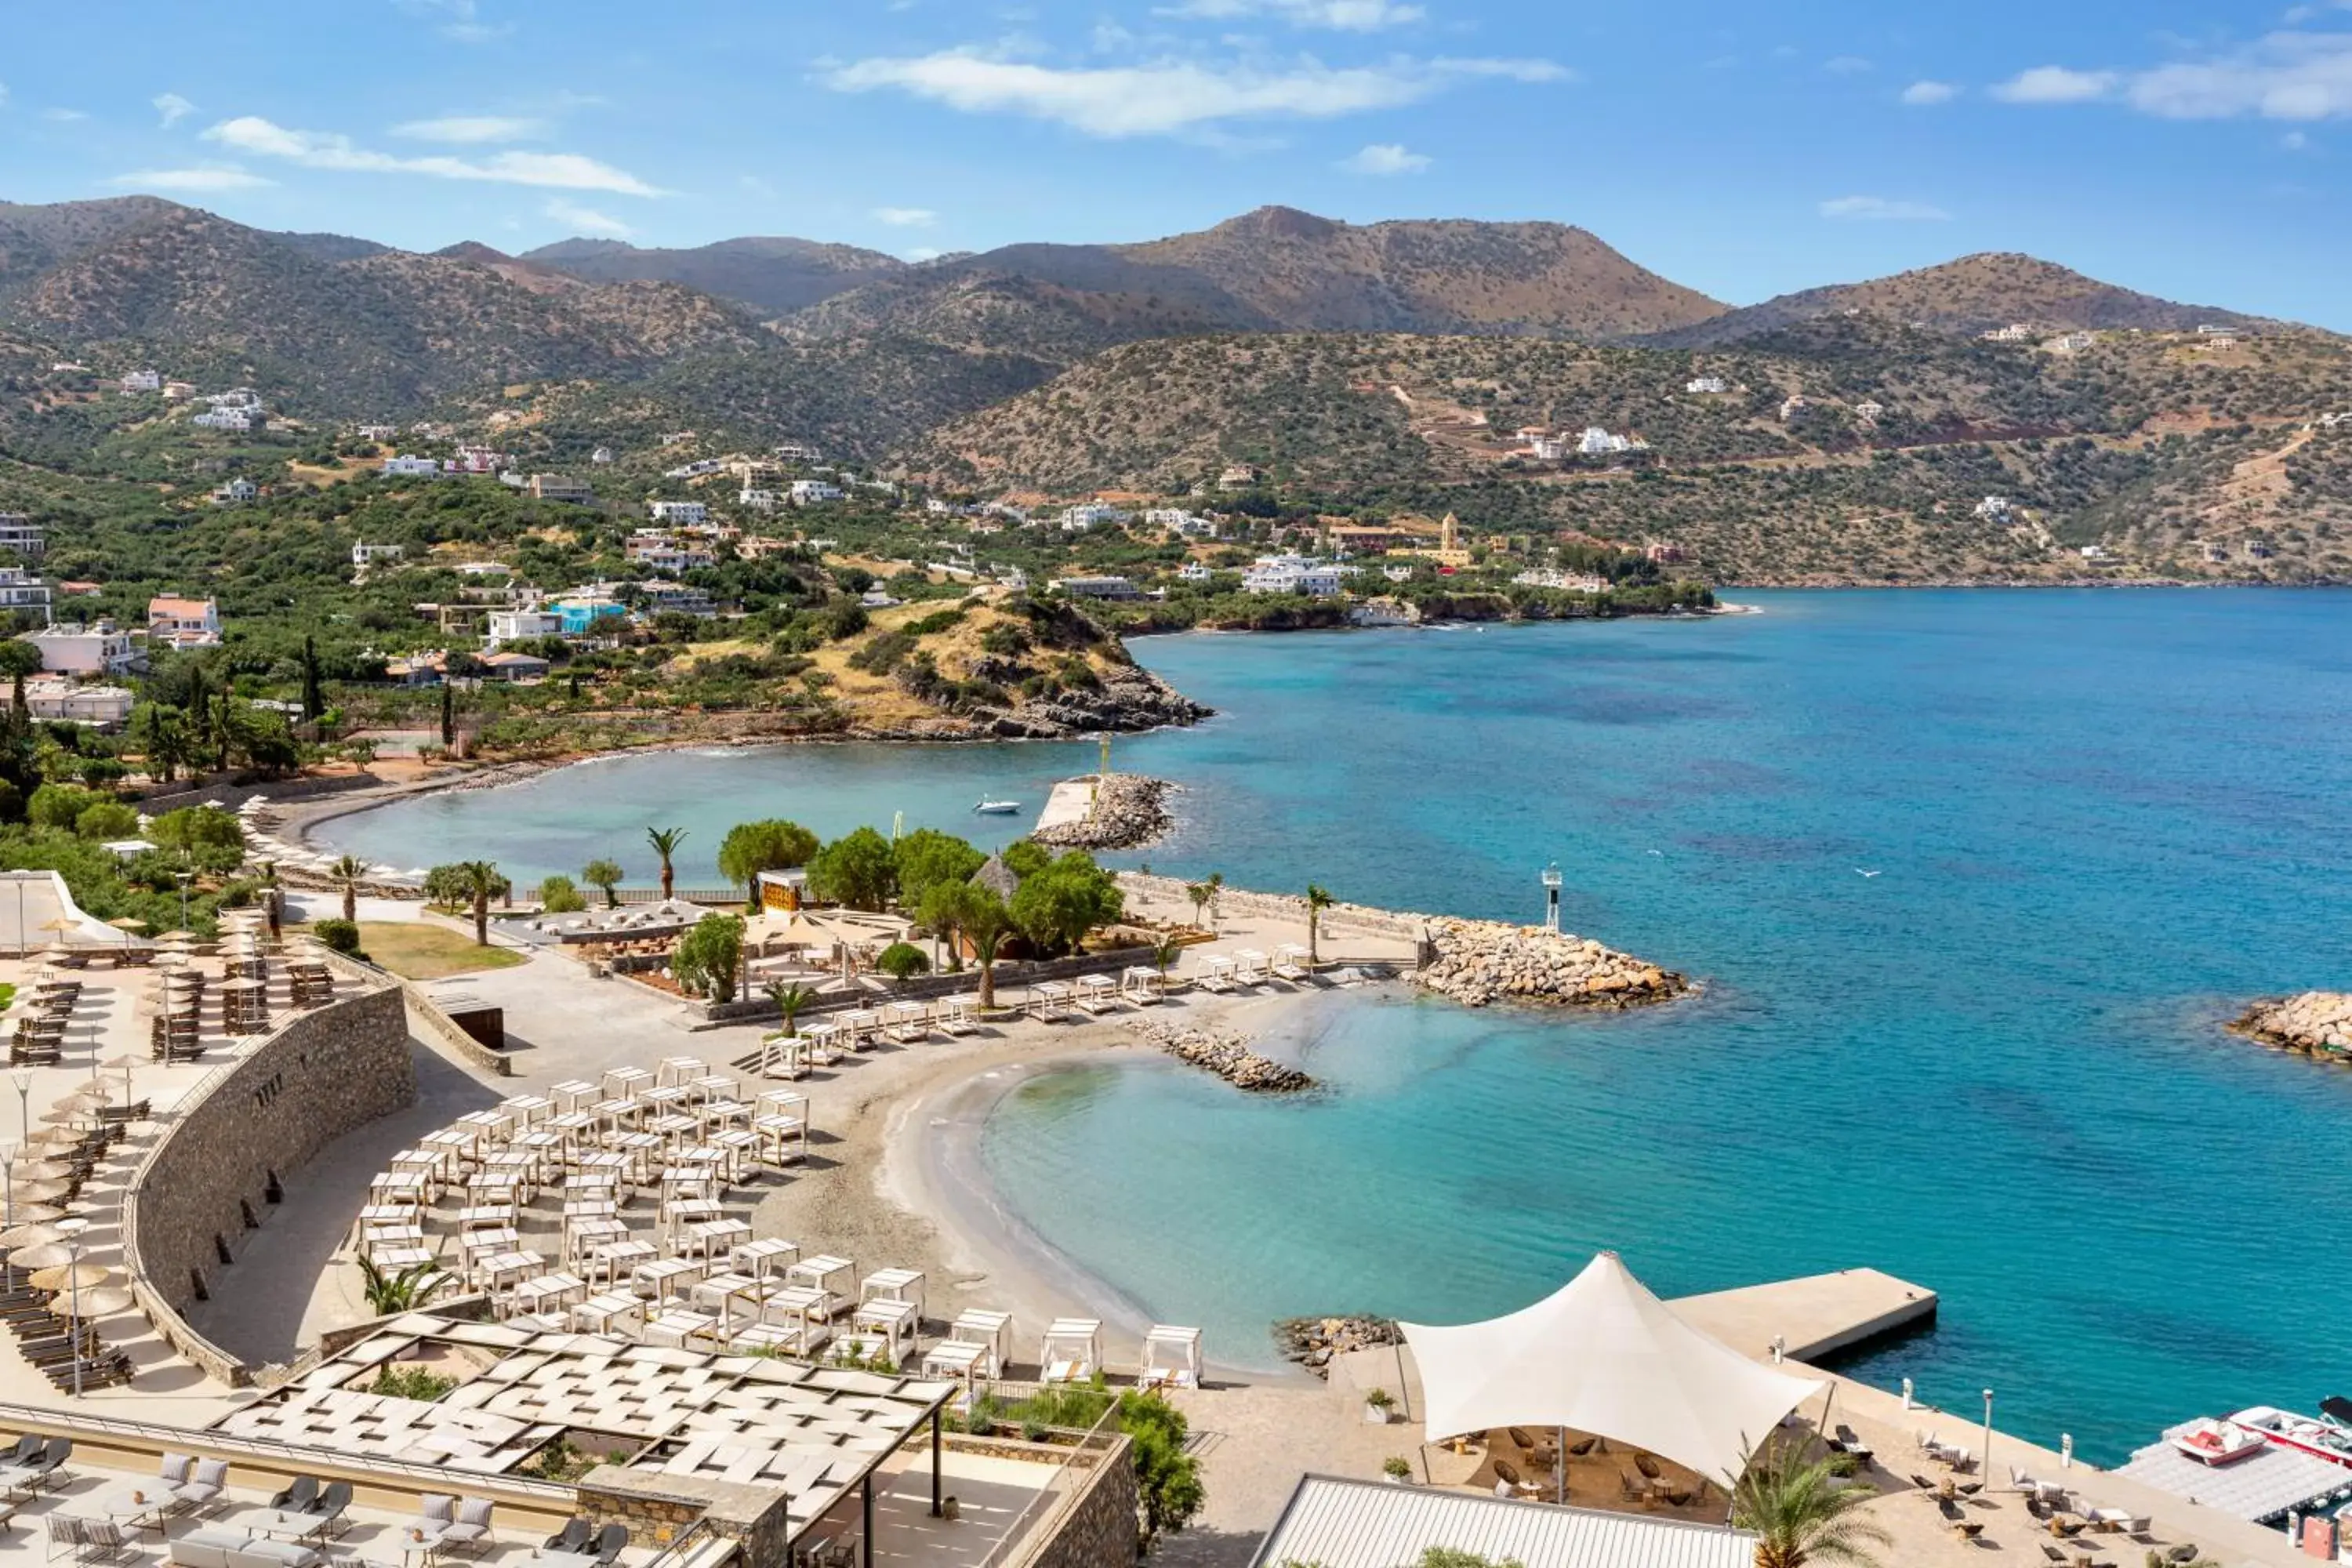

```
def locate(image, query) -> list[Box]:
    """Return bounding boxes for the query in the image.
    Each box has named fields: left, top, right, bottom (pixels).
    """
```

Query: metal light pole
left=2, top=1139, right=13, bottom=1228
left=13, top=877, right=24, bottom=959
left=10, top=1071, right=27, bottom=1145
left=1982, top=1389, right=1994, bottom=1481
left=175, top=869, right=194, bottom=934
left=66, top=1235, right=84, bottom=1399
left=1541, top=863, right=1562, bottom=933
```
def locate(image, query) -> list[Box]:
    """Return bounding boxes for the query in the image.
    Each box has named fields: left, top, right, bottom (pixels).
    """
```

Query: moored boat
left=2169, top=1417, right=2267, bottom=1465
left=2228, top=1401, right=2352, bottom=1468
left=973, top=800, right=1022, bottom=815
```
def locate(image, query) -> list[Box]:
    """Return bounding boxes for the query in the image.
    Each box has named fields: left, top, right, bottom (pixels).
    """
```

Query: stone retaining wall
left=125, top=979, right=416, bottom=1384
left=684, top=945, right=1157, bottom=1025
left=138, top=770, right=383, bottom=813
left=1021, top=1434, right=1139, bottom=1568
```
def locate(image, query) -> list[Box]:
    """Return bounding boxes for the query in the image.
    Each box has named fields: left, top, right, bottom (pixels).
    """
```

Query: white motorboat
left=2228, top=1401, right=2352, bottom=1468
left=972, top=800, right=1022, bottom=815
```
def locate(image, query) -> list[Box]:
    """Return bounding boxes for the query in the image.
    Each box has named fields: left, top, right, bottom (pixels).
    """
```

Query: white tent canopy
left=1400, top=1251, right=1826, bottom=1486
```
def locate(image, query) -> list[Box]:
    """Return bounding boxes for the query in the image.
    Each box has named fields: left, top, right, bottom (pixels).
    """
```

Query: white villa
left=1242, top=555, right=1343, bottom=597
left=649, top=500, right=710, bottom=526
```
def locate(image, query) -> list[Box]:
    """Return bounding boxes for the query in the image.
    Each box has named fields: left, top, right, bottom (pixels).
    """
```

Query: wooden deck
left=1671, top=1266, right=1937, bottom=1362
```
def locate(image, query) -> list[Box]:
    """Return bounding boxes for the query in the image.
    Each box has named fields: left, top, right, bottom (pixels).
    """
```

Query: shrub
left=539, top=874, right=588, bottom=913
left=314, top=918, right=362, bottom=954
left=673, top=913, right=746, bottom=1003
left=74, top=801, right=142, bottom=841
left=366, top=1364, right=457, bottom=1402
left=28, top=783, right=104, bottom=832
left=877, top=942, right=930, bottom=980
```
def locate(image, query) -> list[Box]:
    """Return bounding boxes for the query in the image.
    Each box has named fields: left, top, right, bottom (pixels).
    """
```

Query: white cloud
left=2127, top=30, right=2352, bottom=120
left=107, top=165, right=275, bottom=192
left=1901, top=80, right=1958, bottom=105
left=1824, top=55, right=1873, bottom=74
left=1993, top=65, right=2120, bottom=103
left=0, top=83, right=10, bottom=110
left=153, top=93, right=196, bottom=128
left=822, top=49, right=1566, bottom=137
left=903, top=247, right=945, bottom=262
left=872, top=206, right=938, bottom=227
left=42, top=107, right=89, bottom=122
left=203, top=116, right=661, bottom=194
left=1154, top=0, right=1426, bottom=29
left=397, top=0, right=512, bottom=43
left=543, top=197, right=632, bottom=237
left=2283, top=128, right=2313, bottom=147
left=1340, top=141, right=1430, bottom=173
left=1820, top=194, right=1952, bottom=220
left=393, top=114, right=543, bottom=143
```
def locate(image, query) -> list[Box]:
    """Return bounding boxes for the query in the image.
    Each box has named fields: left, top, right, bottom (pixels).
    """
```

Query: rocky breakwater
left=1417, top=919, right=1687, bottom=1010
left=1124, top=1019, right=1310, bottom=1092
left=1274, top=1316, right=1404, bottom=1378
left=1033, top=774, right=1174, bottom=851
left=2231, top=991, right=2352, bottom=1060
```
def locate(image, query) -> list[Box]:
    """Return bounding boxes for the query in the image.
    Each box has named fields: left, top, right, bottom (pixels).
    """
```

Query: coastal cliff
left=1416, top=919, right=1688, bottom=1009
left=2231, top=992, right=2352, bottom=1058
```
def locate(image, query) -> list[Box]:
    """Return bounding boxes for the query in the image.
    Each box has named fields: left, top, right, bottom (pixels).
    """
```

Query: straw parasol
left=22, top=1127, right=84, bottom=1149
left=38, top=1106, right=89, bottom=1125
left=10, top=1242, right=76, bottom=1270
left=12, top=1180, right=71, bottom=1203
left=29, top=1262, right=113, bottom=1292
left=56, top=1284, right=132, bottom=1316
left=8, top=1161, right=76, bottom=1184
left=0, top=1222, right=63, bottom=1249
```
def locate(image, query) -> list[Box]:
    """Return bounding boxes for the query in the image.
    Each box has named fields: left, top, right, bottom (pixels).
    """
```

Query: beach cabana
left=1274, top=944, right=1312, bottom=982
left=846, top=1297, right=920, bottom=1364
left=1234, top=949, right=1272, bottom=984
left=1141, top=1325, right=1204, bottom=1389
left=786, top=1253, right=855, bottom=1316
left=1040, top=1318, right=1103, bottom=1384
left=938, top=997, right=979, bottom=1036
left=949, top=1308, right=1013, bottom=1376
left=1121, top=967, right=1166, bottom=1004
left=884, top=1001, right=929, bottom=1043
left=1400, top=1250, right=1826, bottom=1490
left=861, top=1266, right=926, bottom=1319
left=1199, top=955, right=1236, bottom=993
left=1075, top=973, right=1120, bottom=1014
left=1028, top=981, right=1072, bottom=1022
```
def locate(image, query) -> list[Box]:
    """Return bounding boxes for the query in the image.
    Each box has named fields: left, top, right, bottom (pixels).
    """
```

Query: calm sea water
left=322, top=591, right=2352, bottom=1461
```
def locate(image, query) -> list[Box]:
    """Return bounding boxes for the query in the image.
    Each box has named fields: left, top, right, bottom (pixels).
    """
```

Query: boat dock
left=1035, top=775, right=1099, bottom=835
left=1671, top=1266, right=1937, bottom=1362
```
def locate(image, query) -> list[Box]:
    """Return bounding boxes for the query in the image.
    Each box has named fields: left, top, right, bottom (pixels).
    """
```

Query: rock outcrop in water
left=1125, top=1018, right=1310, bottom=1092
left=1275, top=1315, right=1405, bottom=1377
left=1415, top=918, right=1687, bottom=1009
left=1033, top=775, right=1174, bottom=851
left=2232, top=992, right=2352, bottom=1058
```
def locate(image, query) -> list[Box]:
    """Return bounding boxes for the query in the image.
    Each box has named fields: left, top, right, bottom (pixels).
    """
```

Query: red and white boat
left=2226, top=1401, right=2352, bottom=1469
left=2170, top=1417, right=2267, bottom=1466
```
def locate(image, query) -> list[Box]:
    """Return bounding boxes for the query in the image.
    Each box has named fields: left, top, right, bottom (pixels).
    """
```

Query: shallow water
left=324, top=590, right=2352, bottom=1461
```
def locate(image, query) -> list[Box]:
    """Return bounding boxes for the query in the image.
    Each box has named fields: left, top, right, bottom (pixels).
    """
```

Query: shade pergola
left=1400, top=1251, right=1826, bottom=1486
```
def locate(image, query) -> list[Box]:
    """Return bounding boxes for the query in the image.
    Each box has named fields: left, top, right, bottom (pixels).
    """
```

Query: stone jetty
left=1415, top=918, right=1687, bottom=1009
left=1274, top=1315, right=1404, bottom=1377
left=1124, top=1018, right=1311, bottom=1092
left=2231, top=991, right=2352, bottom=1059
left=1033, top=773, right=1175, bottom=851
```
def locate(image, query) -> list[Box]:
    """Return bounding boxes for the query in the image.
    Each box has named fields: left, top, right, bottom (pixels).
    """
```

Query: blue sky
left=2, top=0, right=2349, bottom=325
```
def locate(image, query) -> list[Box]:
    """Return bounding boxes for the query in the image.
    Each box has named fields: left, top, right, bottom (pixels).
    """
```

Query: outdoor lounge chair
left=543, top=1521, right=591, bottom=1555
left=78, top=1519, right=133, bottom=1563
left=307, top=1482, right=351, bottom=1539
left=269, top=1477, right=318, bottom=1512
left=45, top=1515, right=82, bottom=1564
left=174, top=1457, right=227, bottom=1517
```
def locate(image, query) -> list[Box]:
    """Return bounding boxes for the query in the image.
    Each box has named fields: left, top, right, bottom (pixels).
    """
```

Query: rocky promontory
left=2231, top=992, right=2352, bottom=1058
left=1033, top=774, right=1175, bottom=851
left=1124, top=1018, right=1311, bottom=1092
left=1416, top=919, right=1688, bottom=1010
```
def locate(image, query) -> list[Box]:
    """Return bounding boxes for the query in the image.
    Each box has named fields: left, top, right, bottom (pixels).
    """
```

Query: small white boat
left=972, top=800, right=1022, bottom=815
left=2171, top=1417, right=2267, bottom=1466
left=2230, top=1402, right=2352, bottom=1468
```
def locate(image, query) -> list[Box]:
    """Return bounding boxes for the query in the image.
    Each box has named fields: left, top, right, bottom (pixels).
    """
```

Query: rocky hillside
left=1644, top=253, right=2270, bottom=348
left=522, top=235, right=905, bottom=316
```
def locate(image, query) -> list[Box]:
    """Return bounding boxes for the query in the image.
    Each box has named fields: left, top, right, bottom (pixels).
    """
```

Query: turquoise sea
left=320, top=590, right=2352, bottom=1462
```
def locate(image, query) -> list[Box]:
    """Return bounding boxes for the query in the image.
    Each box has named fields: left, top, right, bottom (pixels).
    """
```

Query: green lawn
left=321, top=921, right=525, bottom=981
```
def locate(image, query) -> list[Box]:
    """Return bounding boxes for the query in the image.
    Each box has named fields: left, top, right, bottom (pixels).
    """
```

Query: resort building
left=0, top=512, right=46, bottom=559
left=1686, top=376, right=1730, bottom=394
left=637, top=581, right=717, bottom=616
left=1242, top=555, right=1343, bottom=597
left=649, top=500, right=710, bottom=526
left=119, top=368, right=162, bottom=393
left=24, top=620, right=138, bottom=675
left=528, top=474, right=596, bottom=504
left=353, top=542, right=408, bottom=568
left=483, top=649, right=552, bottom=681
left=0, top=567, right=53, bottom=625
left=24, top=678, right=134, bottom=727
left=1059, top=503, right=1129, bottom=532
left=1218, top=463, right=1261, bottom=490
left=382, top=456, right=441, bottom=477
left=1050, top=574, right=1142, bottom=600
left=486, top=608, right=563, bottom=648
left=148, top=593, right=223, bottom=648
left=1513, top=568, right=1611, bottom=593
left=624, top=532, right=717, bottom=574
left=212, top=478, right=259, bottom=506
left=789, top=480, right=844, bottom=506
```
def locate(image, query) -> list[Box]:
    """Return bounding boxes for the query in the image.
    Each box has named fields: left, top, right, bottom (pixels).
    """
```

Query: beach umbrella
left=10, top=1242, right=75, bottom=1270
left=0, top=1222, right=62, bottom=1250
left=9, top=1162, right=76, bottom=1184
left=5, top=1203, right=64, bottom=1223
left=12, top=1180, right=72, bottom=1203
left=29, top=1262, right=113, bottom=1292
left=57, top=1285, right=132, bottom=1316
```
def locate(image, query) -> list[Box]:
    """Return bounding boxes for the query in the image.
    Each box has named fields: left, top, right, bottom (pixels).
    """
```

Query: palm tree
left=329, top=854, right=368, bottom=926
left=357, top=1255, right=446, bottom=1316
left=646, top=827, right=687, bottom=902
left=767, top=980, right=815, bottom=1036
left=964, top=894, right=1014, bottom=1011
left=1151, top=933, right=1184, bottom=983
left=1305, top=884, right=1334, bottom=967
left=1185, top=882, right=1211, bottom=931
left=1206, top=872, right=1225, bottom=933
left=582, top=858, right=624, bottom=909
left=456, top=860, right=503, bottom=946
left=1730, top=1437, right=1891, bottom=1568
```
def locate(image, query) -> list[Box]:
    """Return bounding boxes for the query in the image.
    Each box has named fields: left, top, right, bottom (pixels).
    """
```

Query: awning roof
left=1401, top=1251, right=1826, bottom=1485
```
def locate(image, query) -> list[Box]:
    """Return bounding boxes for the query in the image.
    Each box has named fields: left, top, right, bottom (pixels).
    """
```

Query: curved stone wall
left=125, top=977, right=416, bottom=1385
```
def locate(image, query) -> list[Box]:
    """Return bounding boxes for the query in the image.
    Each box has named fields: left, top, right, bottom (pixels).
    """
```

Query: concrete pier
left=1672, top=1266, right=1937, bottom=1362
left=1035, top=775, right=1098, bottom=835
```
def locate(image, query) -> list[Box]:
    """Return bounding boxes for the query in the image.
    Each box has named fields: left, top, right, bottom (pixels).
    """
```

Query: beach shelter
left=1400, top=1250, right=1825, bottom=1486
